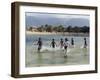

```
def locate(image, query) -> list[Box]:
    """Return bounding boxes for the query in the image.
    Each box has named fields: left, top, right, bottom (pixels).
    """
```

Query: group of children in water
left=35, top=37, right=87, bottom=57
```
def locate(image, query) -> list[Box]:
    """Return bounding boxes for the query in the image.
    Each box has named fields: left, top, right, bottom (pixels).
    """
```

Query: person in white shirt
left=63, top=38, right=69, bottom=57
left=59, top=38, right=64, bottom=49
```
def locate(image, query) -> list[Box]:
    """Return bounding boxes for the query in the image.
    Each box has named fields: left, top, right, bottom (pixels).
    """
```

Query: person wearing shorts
left=64, top=38, right=69, bottom=57
left=50, top=39, right=57, bottom=49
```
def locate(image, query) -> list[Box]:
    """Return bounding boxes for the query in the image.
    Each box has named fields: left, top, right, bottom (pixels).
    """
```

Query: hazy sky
left=25, top=12, right=90, bottom=27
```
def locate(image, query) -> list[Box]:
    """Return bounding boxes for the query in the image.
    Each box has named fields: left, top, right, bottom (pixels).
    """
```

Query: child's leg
left=84, top=45, right=87, bottom=48
left=64, top=48, right=67, bottom=57
left=38, top=46, right=41, bottom=53
left=37, top=48, right=40, bottom=52
left=65, top=49, right=67, bottom=55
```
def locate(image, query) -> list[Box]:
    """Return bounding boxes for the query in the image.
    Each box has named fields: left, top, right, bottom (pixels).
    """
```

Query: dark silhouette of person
left=50, top=38, right=57, bottom=48
left=84, top=38, right=87, bottom=48
left=37, top=37, right=42, bottom=52
left=71, top=38, right=74, bottom=46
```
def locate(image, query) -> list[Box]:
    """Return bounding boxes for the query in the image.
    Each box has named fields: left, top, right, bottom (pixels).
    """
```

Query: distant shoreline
left=26, top=31, right=89, bottom=37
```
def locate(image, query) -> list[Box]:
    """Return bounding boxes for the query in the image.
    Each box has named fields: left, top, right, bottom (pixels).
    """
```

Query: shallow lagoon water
left=25, top=34, right=89, bottom=67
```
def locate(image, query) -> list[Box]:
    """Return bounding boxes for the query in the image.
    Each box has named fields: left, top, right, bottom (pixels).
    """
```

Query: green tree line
left=28, top=24, right=89, bottom=33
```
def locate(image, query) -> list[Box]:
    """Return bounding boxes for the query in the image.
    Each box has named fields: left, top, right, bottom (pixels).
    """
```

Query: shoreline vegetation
left=26, top=24, right=89, bottom=36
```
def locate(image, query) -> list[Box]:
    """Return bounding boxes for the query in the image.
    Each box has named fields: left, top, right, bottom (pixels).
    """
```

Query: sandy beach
left=26, top=31, right=89, bottom=36
left=26, top=31, right=57, bottom=35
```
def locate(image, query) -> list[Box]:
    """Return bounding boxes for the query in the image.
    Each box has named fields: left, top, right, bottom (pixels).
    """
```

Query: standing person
left=71, top=38, right=74, bottom=47
left=37, top=37, right=42, bottom=52
left=60, top=38, right=64, bottom=49
left=63, top=38, right=69, bottom=57
left=84, top=38, right=87, bottom=48
left=50, top=39, right=57, bottom=50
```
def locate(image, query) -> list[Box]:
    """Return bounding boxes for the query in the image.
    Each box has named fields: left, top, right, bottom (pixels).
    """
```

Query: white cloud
left=26, top=12, right=90, bottom=19
left=54, top=14, right=90, bottom=19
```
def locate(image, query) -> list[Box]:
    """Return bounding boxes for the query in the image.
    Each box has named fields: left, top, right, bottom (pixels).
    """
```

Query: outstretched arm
left=33, top=41, right=38, bottom=45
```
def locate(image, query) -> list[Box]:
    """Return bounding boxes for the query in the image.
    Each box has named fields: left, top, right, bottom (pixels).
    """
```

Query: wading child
left=64, top=38, right=69, bottom=57
left=50, top=39, right=57, bottom=51
left=84, top=38, right=87, bottom=48
left=37, top=37, right=42, bottom=52
left=71, top=38, right=74, bottom=47
left=60, top=38, right=64, bottom=49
